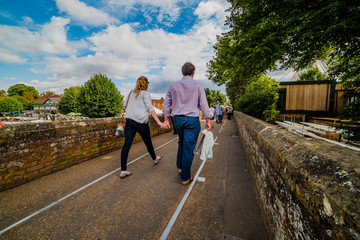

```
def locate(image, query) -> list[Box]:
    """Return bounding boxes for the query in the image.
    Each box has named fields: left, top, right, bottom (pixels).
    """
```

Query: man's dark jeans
left=121, top=118, right=156, bottom=171
left=173, top=115, right=201, bottom=182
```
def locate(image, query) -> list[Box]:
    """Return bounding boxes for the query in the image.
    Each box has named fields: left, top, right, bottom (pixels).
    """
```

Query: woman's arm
left=150, top=110, right=163, bottom=126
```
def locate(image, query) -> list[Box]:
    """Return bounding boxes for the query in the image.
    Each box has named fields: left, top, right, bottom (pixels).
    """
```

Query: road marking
left=219, top=119, right=226, bottom=133
left=197, top=177, right=206, bottom=182
left=0, top=137, right=178, bottom=235
left=159, top=151, right=210, bottom=240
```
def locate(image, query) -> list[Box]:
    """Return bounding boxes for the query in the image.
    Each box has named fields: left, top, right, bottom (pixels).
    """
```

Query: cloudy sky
left=0, top=0, right=235, bottom=99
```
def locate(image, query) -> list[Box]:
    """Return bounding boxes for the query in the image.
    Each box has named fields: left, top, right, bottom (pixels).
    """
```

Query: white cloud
left=88, top=24, right=151, bottom=58
left=0, top=16, right=73, bottom=59
left=34, top=52, right=149, bottom=80
left=3, top=1, right=230, bottom=95
left=0, top=48, right=27, bottom=63
left=55, top=0, right=118, bottom=26
left=107, top=0, right=181, bottom=25
left=195, top=0, right=229, bottom=23
left=33, top=14, right=229, bottom=93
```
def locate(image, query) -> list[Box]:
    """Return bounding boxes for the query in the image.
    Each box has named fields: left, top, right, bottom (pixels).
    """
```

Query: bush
left=0, top=97, right=23, bottom=112
left=298, top=68, right=327, bottom=81
left=78, top=73, right=123, bottom=118
left=58, top=86, right=81, bottom=115
left=12, top=96, right=31, bottom=110
left=234, top=75, right=279, bottom=121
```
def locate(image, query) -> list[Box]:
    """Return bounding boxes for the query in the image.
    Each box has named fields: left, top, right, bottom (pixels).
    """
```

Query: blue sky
left=0, top=0, right=233, bottom=98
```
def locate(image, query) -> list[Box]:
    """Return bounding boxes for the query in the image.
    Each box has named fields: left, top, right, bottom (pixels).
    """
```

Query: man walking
left=163, top=62, right=212, bottom=185
left=215, top=102, right=223, bottom=123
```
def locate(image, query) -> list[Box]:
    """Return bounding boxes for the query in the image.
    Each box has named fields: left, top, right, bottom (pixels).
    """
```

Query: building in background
left=33, top=95, right=61, bottom=113
left=151, top=99, right=164, bottom=110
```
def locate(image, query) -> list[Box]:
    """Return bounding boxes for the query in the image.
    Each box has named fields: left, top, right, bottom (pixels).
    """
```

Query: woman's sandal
left=153, top=154, right=163, bottom=164
left=181, top=178, right=193, bottom=185
left=120, top=171, right=132, bottom=178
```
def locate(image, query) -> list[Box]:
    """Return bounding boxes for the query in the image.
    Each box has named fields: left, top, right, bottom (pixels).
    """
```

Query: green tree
left=58, top=86, right=81, bottom=115
left=12, top=96, right=31, bottom=110
left=8, top=84, right=40, bottom=99
left=234, top=75, right=279, bottom=121
left=78, top=74, right=123, bottom=118
left=298, top=68, right=327, bottom=82
left=207, top=0, right=360, bottom=121
left=0, top=90, right=6, bottom=96
left=204, top=88, right=227, bottom=106
left=0, top=97, right=23, bottom=112
left=41, top=91, right=55, bottom=96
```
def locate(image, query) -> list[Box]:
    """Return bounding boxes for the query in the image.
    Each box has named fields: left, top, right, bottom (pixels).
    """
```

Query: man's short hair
left=182, top=62, right=195, bottom=76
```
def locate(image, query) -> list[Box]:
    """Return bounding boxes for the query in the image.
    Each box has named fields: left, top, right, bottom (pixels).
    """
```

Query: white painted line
left=218, top=119, right=226, bottom=133
left=0, top=137, right=178, bottom=235
left=197, top=177, right=206, bottom=182
left=159, top=150, right=210, bottom=240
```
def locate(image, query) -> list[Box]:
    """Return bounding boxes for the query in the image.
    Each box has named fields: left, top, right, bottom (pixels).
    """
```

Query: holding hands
left=161, top=118, right=171, bottom=129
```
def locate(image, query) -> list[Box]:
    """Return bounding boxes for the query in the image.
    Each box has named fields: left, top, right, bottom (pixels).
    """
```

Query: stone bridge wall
left=234, top=111, right=360, bottom=240
left=0, top=116, right=169, bottom=192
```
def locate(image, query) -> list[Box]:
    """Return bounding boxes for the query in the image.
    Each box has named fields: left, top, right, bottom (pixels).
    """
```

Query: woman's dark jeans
left=121, top=119, right=156, bottom=171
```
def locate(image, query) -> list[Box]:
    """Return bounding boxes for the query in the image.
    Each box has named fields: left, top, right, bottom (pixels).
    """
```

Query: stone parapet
left=234, top=111, right=360, bottom=240
left=0, top=116, right=170, bottom=192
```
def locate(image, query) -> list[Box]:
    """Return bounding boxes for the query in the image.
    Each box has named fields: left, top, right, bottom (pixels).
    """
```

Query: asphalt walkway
left=0, top=118, right=268, bottom=240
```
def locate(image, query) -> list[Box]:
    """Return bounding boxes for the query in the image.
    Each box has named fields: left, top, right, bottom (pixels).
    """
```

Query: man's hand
left=161, top=116, right=171, bottom=129
left=205, top=119, right=211, bottom=130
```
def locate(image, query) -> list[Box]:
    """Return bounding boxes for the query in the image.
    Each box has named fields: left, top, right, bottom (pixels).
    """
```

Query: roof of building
left=33, top=96, right=61, bottom=105
left=151, top=99, right=164, bottom=103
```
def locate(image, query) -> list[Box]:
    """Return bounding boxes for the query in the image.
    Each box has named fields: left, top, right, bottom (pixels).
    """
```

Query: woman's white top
left=124, top=90, right=154, bottom=124
left=209, top=107, right=215, bottom=118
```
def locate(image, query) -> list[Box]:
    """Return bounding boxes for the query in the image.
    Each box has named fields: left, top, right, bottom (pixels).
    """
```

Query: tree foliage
left=58, top=86, right=81, bottom=114
left=234, top=75, right=279, bottom=121
left=0, top=97, right=23, bottom=112
left=204, top=88, right=227, bottom=106
left=8, top=84, right=40, bottom=99
left=298, top=68, right=327, bottom=81
left=22, top=92, right=36, bottom=102
left=207, top=0, right=360, bottom=121
left=78, top=74, right=123, bottom=118
left=12, top=96, right=31, bottom=110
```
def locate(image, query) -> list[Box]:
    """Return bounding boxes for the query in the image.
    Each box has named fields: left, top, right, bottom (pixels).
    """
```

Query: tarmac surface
left=0, top=119, right=268, bottom=240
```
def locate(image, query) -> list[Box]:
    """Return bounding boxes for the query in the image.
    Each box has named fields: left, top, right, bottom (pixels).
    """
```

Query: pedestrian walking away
left=226, top=104, right=233, bottom=120
left=209, top=104, right=215, bottom=127
left=162, top=62, right=212, bottom=185
left=120, top=76, right=165, bottom=178
left=215, top=102, right=223, bottom=123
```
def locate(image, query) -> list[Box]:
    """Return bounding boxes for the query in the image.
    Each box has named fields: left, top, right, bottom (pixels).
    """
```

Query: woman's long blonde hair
left=134, top=76, right=149, bottom=98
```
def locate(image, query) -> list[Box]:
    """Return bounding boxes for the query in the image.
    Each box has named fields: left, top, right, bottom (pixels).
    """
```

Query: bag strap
left=124, top=90, right=133, bottom=109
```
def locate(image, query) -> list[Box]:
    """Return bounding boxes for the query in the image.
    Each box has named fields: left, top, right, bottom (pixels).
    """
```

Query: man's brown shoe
left=181, top=178, right=193, bottom=185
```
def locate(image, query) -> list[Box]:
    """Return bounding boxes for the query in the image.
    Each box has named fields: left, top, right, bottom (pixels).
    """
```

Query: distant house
left=276, top=80, right=348, bottom=119
left=33, top=95, right=61, bottom=112
left=151, top=99, right=164, bottom=110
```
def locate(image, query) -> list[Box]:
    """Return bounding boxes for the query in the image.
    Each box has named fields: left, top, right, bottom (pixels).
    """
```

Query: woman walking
left=120, top=76, right=164, bottom=178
